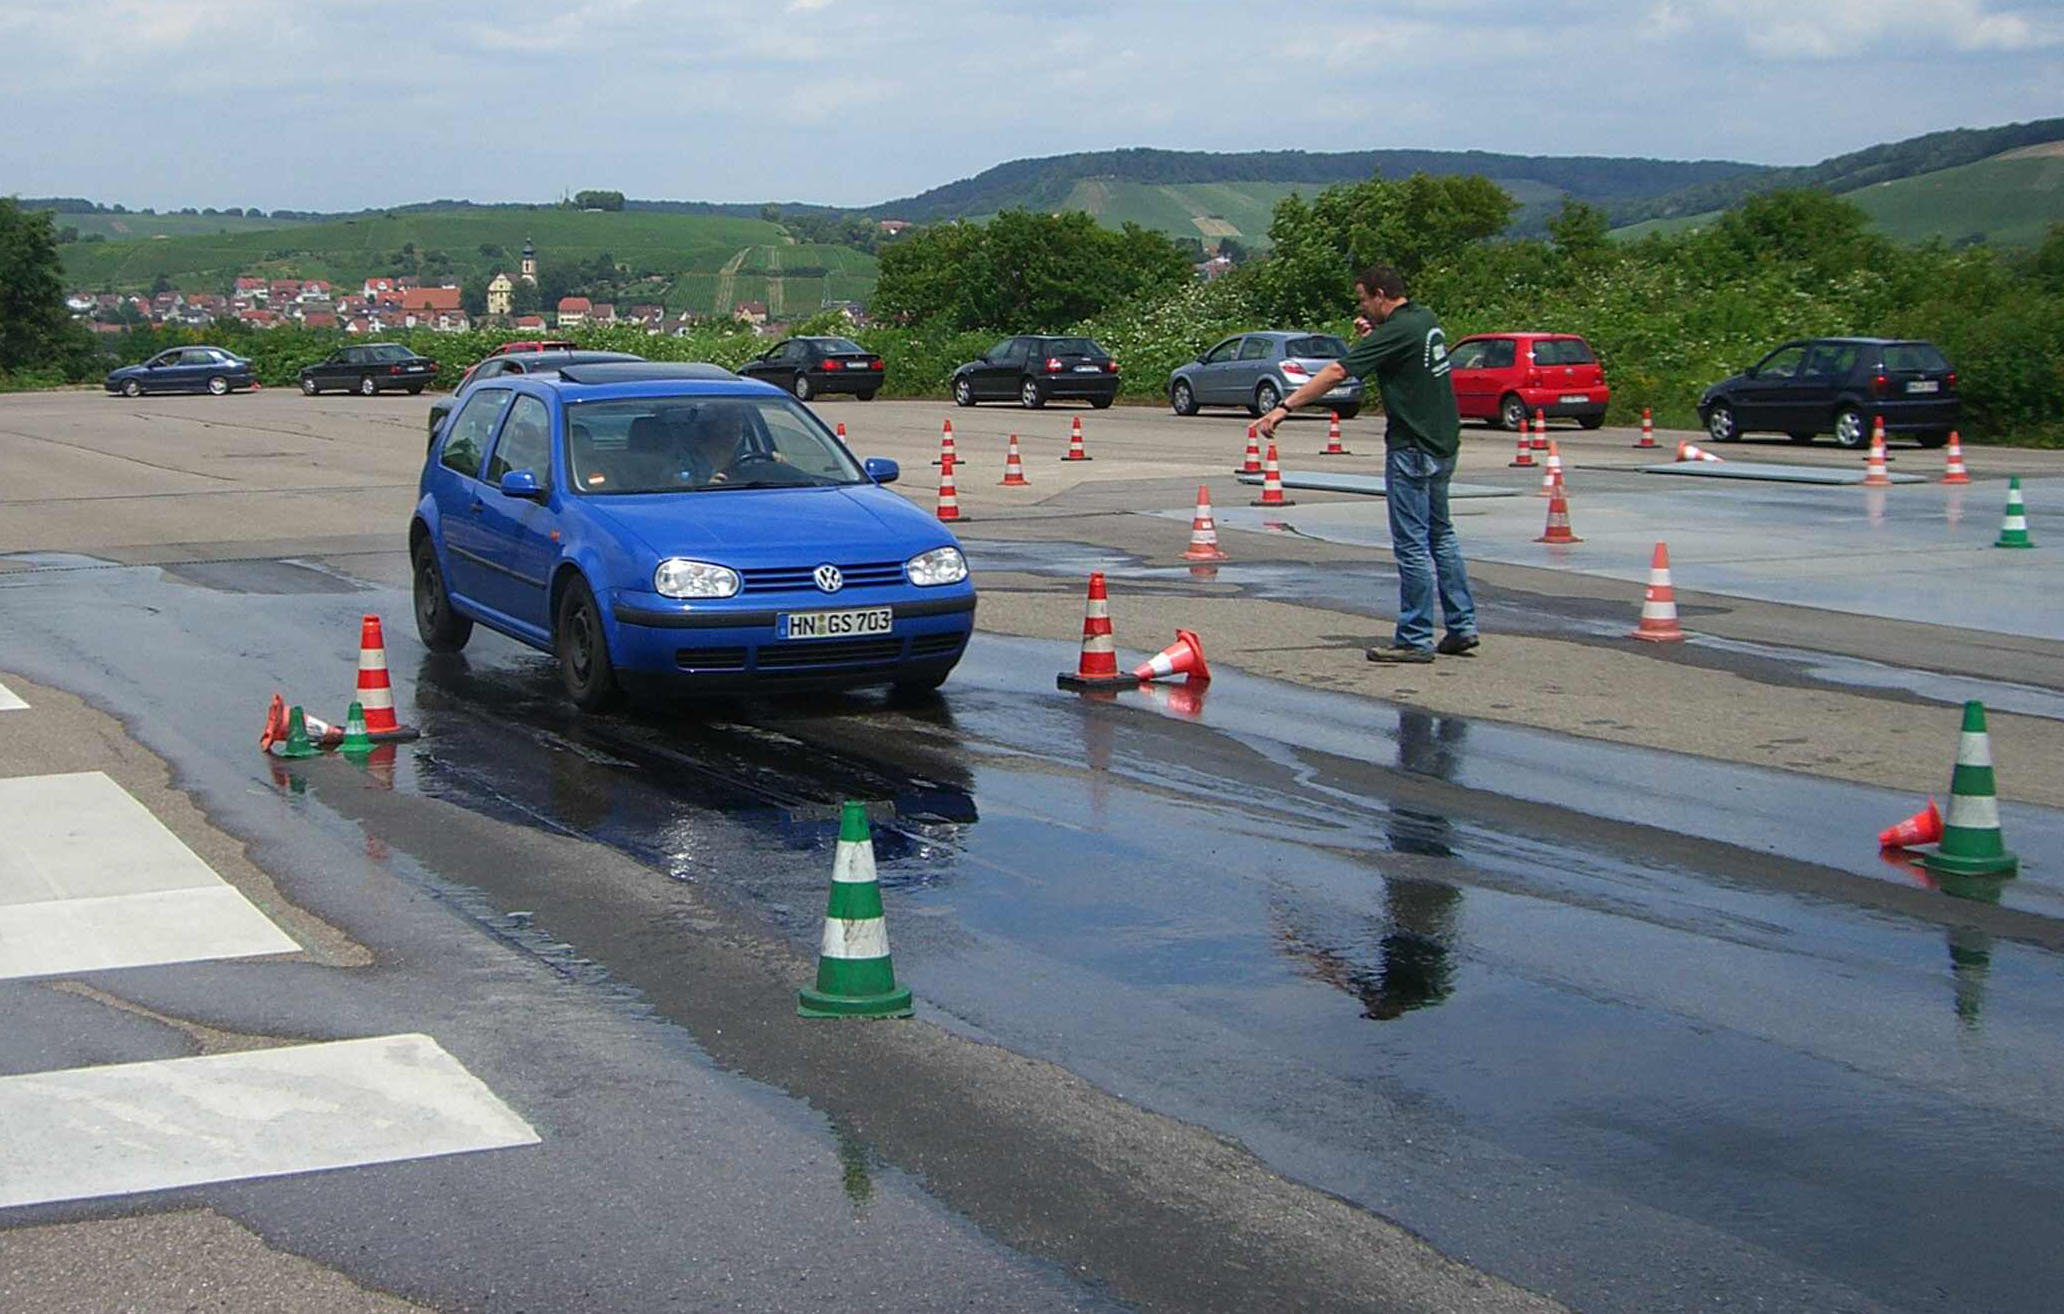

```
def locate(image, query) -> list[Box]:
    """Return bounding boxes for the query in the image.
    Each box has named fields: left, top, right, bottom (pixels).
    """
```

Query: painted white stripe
left=2001, top=514, right=2028, bottom=530
left=0, top=1034, right=538, bottom=1209
left=1946, top=793, right=2002, bottom=831
left=830, top=838, right=877, bottom=885
left=1081, top=635, right=1115, bottom=653
left=0, top=773, right=299, bottom=981
left=1954, top=732, right=1993, bottom=768
left=820, top=917, right=890, bottom=961
left=358, top=686, right=395, bottom=711
left=1143, top=653, right=1176, bottom=678
left=1641, top=600, right=1677, bottom=620
left=0, top=680, right=26, bottom=712
left=357, top=651, right=389, bottom=672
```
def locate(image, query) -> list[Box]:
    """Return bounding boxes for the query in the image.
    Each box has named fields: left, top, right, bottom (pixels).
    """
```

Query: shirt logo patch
left=1426, top=328, right=1450, bottom=378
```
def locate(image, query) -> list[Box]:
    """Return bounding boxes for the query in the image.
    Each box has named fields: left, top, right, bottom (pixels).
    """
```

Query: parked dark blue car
left=105, top=346, right=256, bottom=397
left=410, top=363, right=975, bottom=706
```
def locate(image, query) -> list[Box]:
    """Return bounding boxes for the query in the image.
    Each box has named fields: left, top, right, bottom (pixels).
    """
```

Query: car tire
left=555, top=576, right=621, bottom=712
left=206, top=375, right=229, bottom=396
left=857, top=390, right=877, bottom=401
left=892, top=669, right=952, bottom=695
left=1090, top=396, right=1113, bottom=410
left=1252, top=381, right=1281, bottom=418
left=1916, top=430, right=1950, bottom=449
left=1335, top=405, right=1361, bottom=421
left=122, top=379, right=142, bottom=399
left=1578, top=415, right=1604, bottom=430
left=1832, top=406, right=1867, bottom=450
left=301, top=377, right=320, bottom=396
left=1787, top=432, right=1816, bottom=444
left=952, top=377, right=975, bottom=407
left=792, top=374, right=814, bottom=402
left=412, top=539, right=473, bottom=654
left=1499, top=393, right=1527, bottom=432
left=1706, top=402, right=1738, bottom=443
left=1019, top=378, right=1045, bottom=409
left=358, top=375, right=379, bottom=397
left=406, top=384, right=424, bottom=396
left=1171, top=379, right=1198, bottom=416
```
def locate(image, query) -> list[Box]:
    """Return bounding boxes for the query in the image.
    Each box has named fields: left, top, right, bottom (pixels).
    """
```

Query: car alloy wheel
left=1171, top=380, right=1197, bottom=416
left=952, top=377, right=974, bottom=407
left=793, top=373, right=814, bottom=401
left=122, top=379, right=142, bottom=398
left=301, top=377, right=319, bottom=396
left=1254, top=381, right=1280, bottom=417
left=207, top=376, right=229, bottom=396
left=1500, top=394, right=1527, bottom=432
left=1020, top=378, right=1045, bottom=409
left=359, top=375, right=378, bottom=396
left=1707, top=403, right=1737, bottom=443
left=1832, top=406, right=1866, bottom=450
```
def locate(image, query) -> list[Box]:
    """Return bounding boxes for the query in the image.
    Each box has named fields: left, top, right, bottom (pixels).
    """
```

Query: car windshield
left=565, top=396, right=866, bottom=495
left=1041, top=338, right=1105, bottom=359
left=817, top=337, right=867, bottom=354
left=1882, top=342, right=1950, bottom=372
left=1532, top=339, right=1596, bottom=365
left=367, top=344, right=414, bottom=361
left=1283, top=335, right=1347, bottom=359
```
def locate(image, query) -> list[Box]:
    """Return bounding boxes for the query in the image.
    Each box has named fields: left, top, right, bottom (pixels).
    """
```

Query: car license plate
left=1559, top=393, right=1587, bottom=403
left=408, top=364, right=428, bottom=371
left=1907, top=380, right=1939, bottom=393
left=1074, top=364, right=1102, bottom=372
left=781, top=607, right=892, bottom=640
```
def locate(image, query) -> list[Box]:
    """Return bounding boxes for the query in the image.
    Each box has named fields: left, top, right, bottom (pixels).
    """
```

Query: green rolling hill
left=1847, top=144, right=2064, bottom=247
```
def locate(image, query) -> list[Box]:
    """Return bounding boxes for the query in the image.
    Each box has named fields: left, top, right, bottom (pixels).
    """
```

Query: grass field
left=55, top=211, right=309, bottom=240
left=1046, top=175, right=1570, bottom=247
left=1847, top=147, right=2064, bottom=247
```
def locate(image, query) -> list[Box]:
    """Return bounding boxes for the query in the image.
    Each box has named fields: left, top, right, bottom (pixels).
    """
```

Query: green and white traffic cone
left=1994, top=476, right=2034, bottom=549
left=798, top=801, right=913, bottom=1019
left=1921, top=701, right=2019, bottom=878
left=339, top=701, right=372, bottom=757
left=273, top=704, right=320, bottom=759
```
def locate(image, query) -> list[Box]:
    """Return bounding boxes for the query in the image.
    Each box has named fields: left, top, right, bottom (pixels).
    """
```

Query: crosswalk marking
left=0, top=1034, right=540, bottom=1210
left=0, top=680, right=25, bottom=711
left=0, top=772, right=298, bottom=981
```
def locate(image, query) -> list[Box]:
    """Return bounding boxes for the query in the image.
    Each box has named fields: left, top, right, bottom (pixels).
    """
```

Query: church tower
left=520, top=238, right=538, bottom=285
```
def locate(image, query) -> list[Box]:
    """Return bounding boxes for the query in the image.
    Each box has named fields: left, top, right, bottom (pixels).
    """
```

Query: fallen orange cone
left=1880, top=798, right=1943, bottom=850
left=1133, top=629, right=1210, bottom=684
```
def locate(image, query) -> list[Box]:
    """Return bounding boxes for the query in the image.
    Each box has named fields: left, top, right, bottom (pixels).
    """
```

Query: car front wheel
left=412, top=539, right=473, bottom=653
left=1706, top=403, right=1738, bottom=443
left=358, top=375, right=379, bottom=397
left=952, top=377, right=975, bottom=407
left=122, top=379, right=142, bottom=398
left=1019, top=378, right=1045, bottom=409
left=1171, top=379, right=1198, bottom=416
left=1832, top=406, right=1867, bottom=450
left=556, top=576, right=621, bottom=711
left=301, top=377, right=319, bottom=396
left=793, top=373, right=814, bottom=401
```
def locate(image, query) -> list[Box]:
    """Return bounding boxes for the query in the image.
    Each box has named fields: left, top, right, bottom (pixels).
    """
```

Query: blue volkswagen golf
left=410, top=363, right=975, bottom=707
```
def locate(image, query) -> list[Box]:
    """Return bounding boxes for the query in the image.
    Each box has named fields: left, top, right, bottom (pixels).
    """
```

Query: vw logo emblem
left=813, top=564, right=844, bottom=593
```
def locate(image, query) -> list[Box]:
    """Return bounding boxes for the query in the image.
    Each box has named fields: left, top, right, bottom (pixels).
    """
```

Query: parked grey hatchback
left=1169, top=331, right=1365, bottom=419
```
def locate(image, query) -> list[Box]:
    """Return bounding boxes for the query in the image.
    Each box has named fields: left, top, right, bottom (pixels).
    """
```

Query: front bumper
left=607, top=588, right=977, bottom=690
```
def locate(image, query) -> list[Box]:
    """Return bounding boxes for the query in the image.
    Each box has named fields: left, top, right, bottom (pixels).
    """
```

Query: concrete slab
left=1644, top=461, right=1927, bottom=486
left=0, top=1034, right=539, bottom=1209
left=0, top=771, right=299, bottom=980
left=1236, top=470, right=1520, bottom=498
left=0, top=680, right=24, bottom=711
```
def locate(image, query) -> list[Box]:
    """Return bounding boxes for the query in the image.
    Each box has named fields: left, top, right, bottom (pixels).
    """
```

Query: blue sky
left=3, top=0, right=2059, bottom=211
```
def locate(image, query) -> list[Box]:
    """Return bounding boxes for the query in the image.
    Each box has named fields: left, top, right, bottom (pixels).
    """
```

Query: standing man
left=1259, top=264, right=1478, bottom=663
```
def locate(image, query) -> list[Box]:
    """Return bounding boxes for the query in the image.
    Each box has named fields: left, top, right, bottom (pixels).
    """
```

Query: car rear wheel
left=206, top=375, right=229, bottom=396
left=1916, top=430, right=1951, bottom=449
left=857, top=390, right=877, bottom=401
left=793, top=373, right=814, bottom=401
left=1090, top=396, right=1113, bottom=410
left=1706, top=403, right=1738, bottom=443
left=1495, top=394, right=1525, bottom=432
left=556, top=577, right=621, bottom=711
left=1019, top=378, right=1045, bottom=409
left=301, top=378, right=320, bottom=396
left=1832, top=406, right=1867, bottom=450
left=122, top=379, right=142, bottom=398
left=952, top=377, right=975, bottom=407
left=1252, top=381, right=1281, bottom=417
left=358, top=375, right=379, bottom=397
left=1171, top=379, right=1198, bottom=416
left=1578, top=415, right=1604, bottom=430
left=412, top=540, right=473, bottom=653
left=406, top=384, right=424, bottom=395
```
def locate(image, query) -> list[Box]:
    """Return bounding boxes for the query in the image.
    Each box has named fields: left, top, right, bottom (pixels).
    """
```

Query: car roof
left=1242, top=330, right=1346, bottom=340
left=492, top=350, right=645, bottom=367
left=1455, top=331, right=1589, bottom=341
left=487, top=362, right=766, bottom=403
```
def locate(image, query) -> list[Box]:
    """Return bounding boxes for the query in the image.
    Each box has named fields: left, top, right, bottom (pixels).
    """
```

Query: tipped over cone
left=259, top=693, right=288, bottom=752
left=1879, top=798, right=1943, bottom=850
left=1133, top=629, right=1210, bottom=684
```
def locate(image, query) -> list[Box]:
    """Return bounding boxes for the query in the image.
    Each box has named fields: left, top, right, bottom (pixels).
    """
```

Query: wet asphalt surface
left=5, top=552, right=2064, bottom=1313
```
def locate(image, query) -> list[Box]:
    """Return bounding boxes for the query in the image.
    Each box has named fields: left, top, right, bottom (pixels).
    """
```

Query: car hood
left=105, top=364, right=148, bottom=378
left=579, top=483, right=953, bottom=563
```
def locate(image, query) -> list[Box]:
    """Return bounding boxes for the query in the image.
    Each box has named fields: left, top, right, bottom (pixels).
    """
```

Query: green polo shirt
left=1338, top=301, right=1461, bottom=460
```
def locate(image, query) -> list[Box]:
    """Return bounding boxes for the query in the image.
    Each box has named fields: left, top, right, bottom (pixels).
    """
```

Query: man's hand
left=1258, top=405, right=1288, bottom=439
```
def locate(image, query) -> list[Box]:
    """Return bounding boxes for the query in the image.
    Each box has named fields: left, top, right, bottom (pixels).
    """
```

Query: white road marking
left=0, top=772, right=298, bottom=981
left=0, top=1034, right=540, bottom=1209
left=0, top=680, right=25, bottom=711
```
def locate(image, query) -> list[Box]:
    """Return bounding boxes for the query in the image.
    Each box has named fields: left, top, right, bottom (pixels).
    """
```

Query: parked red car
left=1447, top=332, right=1610, bottom=431
left=488, top=339, right=577, bottom=357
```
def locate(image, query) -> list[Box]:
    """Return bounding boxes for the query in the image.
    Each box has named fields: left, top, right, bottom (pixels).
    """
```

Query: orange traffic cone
left=1063, top=415, right=1091, bottom=461
left=1628, top=542, right=1686, bottom=641
left=1531, top=411, right=1549, bottom=453
left=1509, top=429, right=1536, bottom=468
left=1317, top=410, right=1351, bottom=456
left=1538, top=441, right=1564, bottom=496
left=1236, top=423, right=1263, bottom=475
left=259, top=693, right=288, bottom=751
left=1676, top=441, right=1725, bottom=464
left=1251, top=442, right=1295, bottom=507
left=1133, top=629, right=1210, bottom=684
left=936, top=451, right=965, bottom=522
left=1000, top=433, right=1030, bottom=486
left=1879, top=798, right=1943, bottom=850
left=1634, top=407, right=1656, bottom=449
left=1863, top=428, right=1892, bottom=487
left=933, top=418, right=957, bottom=467
left=1535, top=480, right=1582, bottom=544
left=355, top=614, right=419, bottom=743
left=1181, top=485, right=1228, bottom=562
left=835, top=420, right=848, bottom=446
left=1942, top=432, right=1970, bottom=485
left=1056, top=572, right=1138, bottom=690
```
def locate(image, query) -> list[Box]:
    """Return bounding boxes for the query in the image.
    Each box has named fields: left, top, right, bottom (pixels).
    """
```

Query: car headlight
left=905, top=546, right=968, bottom=587
left=654, top=558, right=740, bottom=599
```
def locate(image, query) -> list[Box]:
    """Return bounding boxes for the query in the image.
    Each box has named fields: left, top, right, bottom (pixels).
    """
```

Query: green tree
left=1546, top=199, right=1612, bottom=263
left=872, top=211, right=1191, bottom=332
left=2030, top=223, right=2064, bottom=294
left=1256, top=172, right=1517, bottom=321
left=0, top=198, right=78, bottom=371
left=510, top=280, right=542, bottom=316
left=574, top=190, right=625, bottom=212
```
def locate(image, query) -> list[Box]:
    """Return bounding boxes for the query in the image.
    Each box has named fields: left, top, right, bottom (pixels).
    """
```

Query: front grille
left=755, top=637, right=904, bottom=670
left=674, top=646, right=749, bottom=672
left=740, top=561, right=905, bottom=594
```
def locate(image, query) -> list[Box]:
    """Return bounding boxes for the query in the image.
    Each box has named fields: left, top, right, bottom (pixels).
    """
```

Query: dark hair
left=1353, top=265, right=1407, bottom=300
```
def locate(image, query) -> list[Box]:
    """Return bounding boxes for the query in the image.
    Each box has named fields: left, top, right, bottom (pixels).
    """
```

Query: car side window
left=1484, top=340, right=1516, bottom=369
left=440, top=389, right=514, bottom=480
left=181, top=349, right=214, bottom=366
left=1446, top=341, right=1486, bottom=370
left=1756, top=345, right=1808, bottom=379
left=1802, top=344, right=1857, bottom=377
left=1238, top=337, right=1273, bottom=361
left=485, top=395, right=553, bottom=490
left=1200, top=338, right=1241, bottom=365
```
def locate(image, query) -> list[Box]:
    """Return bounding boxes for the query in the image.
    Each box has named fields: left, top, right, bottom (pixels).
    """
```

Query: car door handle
left=469, top=498, right=485, bottom=515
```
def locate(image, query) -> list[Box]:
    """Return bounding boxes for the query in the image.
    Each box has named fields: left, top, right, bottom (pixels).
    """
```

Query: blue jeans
left=1386, top=445, right=1477, bottom=650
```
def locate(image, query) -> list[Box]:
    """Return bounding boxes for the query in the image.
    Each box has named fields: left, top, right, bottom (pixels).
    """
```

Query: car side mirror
left=499, top=469, right=546, bottom=501
left=864, top=457, right=899, bottom=485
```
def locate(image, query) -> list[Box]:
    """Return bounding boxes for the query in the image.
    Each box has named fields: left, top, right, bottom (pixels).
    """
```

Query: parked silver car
left=1168, top=331, right=1365, bottom=419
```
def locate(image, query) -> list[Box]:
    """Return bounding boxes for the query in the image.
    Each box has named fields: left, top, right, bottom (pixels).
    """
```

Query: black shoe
left=1366, top=645, right=1435, bottom=664
left=1436, top=633, right=1480, bottom=657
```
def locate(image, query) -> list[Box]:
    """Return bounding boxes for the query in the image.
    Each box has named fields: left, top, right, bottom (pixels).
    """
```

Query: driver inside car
left=679, top=405, right=789, bottom=486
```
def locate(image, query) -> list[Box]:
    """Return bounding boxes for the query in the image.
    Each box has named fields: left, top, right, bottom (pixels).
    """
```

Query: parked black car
left=104, top=346, right=256, bottom=397
left=1698, top=338, right=1959, bottom=449
left=737, top=336, right=884, bottom=401
left=301, top=343, right=440, bottom=397
left=427, top=349, right=646, bottom=446
left=951, top=335, right=1119, bottom=409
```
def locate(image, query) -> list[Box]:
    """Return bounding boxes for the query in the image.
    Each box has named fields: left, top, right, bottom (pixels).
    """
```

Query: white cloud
left=1704, top=0, right=2061, bottom=59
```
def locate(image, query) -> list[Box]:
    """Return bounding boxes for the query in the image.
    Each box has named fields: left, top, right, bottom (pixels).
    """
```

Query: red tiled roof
left=401, top=286, right=462, bottom=311
left=558, top=297, right=592, bottom=312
